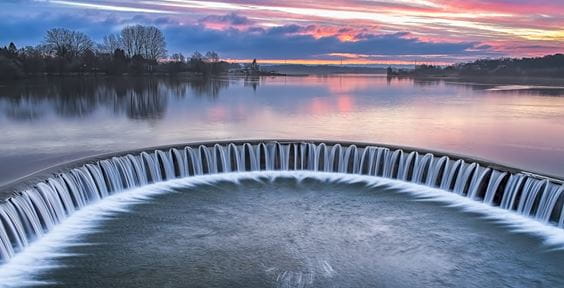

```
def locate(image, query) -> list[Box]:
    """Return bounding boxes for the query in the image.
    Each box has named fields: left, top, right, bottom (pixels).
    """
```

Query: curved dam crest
left=0, top=140, right=563, bottom=268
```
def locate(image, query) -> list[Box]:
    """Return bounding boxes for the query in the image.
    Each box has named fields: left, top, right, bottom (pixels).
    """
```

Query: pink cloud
left=3, top=0, right=563, bottom=61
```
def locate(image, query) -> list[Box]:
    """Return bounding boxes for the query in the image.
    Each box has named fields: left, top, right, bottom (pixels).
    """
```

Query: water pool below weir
left=1, top=141, right=563, bottom=287
left=9, top=174, right=564, bottom=288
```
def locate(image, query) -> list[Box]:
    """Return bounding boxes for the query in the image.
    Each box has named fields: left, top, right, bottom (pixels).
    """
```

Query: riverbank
left=390, top=74, right=564, bottom=87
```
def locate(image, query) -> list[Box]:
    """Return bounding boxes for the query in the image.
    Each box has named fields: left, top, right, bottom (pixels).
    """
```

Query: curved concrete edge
left=1, top=139, right=562, bottom=200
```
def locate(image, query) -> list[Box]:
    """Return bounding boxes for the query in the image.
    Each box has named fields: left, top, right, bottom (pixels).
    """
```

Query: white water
left=0, top=141, right=563, bottom=276
left=1, top=171, right=564, bottom=287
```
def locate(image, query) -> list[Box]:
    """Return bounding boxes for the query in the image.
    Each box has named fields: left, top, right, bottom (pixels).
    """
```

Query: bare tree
left=119, top=28, right=133, bottom=56
left=101, top=34, right=121, bottom=54
left=120, top=25, right=142, bottom=57
left=119, top=25, right=166, bottom=61
left=191, top=51, right=203, bottom=61
left=44, top=28, right=94, bottom=58
left=171, top=53, right=185, bottom=63
left=144, top=26, right=167, bottom=61
left=205, top=51, right=219, bottom=63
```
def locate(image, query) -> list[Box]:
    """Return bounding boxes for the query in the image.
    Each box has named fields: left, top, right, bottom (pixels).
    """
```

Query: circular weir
left=0, top=140, right=563, bottom=287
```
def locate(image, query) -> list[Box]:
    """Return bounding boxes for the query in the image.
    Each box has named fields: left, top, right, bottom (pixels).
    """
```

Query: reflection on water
left=0, top=77, right=232, bottom=121
left=0, top=75, right=564, bottom=184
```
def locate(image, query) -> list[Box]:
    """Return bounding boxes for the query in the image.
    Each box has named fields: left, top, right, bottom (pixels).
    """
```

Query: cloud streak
left=0, top=0, right=562, bottom=63
left=49, top=0, right=176, bottom=14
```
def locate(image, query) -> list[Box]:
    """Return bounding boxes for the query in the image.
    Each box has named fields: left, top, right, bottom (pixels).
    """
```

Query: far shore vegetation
left=387, top=54, right=564, bottom=80
left=1, top=25, right=563, bottom=82
left=0, top=25, right=255, bottom=80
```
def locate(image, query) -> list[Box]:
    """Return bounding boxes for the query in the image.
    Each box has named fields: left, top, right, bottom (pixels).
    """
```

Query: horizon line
left=226, top=58, right=450, bottom=66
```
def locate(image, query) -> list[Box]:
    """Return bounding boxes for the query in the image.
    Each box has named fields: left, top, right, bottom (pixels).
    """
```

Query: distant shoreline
left=2, top=72, right=564, bottom=89
left=386, top=54, right=564, bottom=86
left=402, top=75, right=564, bottom=86
left=0, top=72, right=275, bottom=82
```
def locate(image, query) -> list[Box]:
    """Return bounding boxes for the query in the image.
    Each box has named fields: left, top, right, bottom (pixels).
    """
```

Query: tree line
left=388, top=54, right=564, bottom=78
left=0, top=25, right=238, bottom=80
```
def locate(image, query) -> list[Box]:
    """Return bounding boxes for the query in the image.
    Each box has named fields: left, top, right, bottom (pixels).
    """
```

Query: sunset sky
left=1, top=0, right=563, bottom=64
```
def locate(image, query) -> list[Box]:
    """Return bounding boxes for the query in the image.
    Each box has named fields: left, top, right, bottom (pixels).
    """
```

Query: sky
left=0, top=0, right=563, bottom=65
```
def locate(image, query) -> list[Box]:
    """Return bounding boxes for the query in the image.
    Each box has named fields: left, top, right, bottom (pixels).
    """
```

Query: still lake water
left=1, top=75, right=564, bottom=185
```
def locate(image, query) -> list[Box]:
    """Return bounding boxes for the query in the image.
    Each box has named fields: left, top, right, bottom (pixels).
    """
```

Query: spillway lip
left=1, top=139, right=562, bottom=200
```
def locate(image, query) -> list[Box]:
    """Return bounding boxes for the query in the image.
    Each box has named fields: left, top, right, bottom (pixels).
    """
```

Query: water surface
left=37, top=177, right=564, bottom=287
left=1, top=75, right=563, bottom=185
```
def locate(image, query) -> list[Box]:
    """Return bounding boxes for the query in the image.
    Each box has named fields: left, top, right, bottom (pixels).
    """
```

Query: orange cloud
left=9, top=0, right=564, bottom=61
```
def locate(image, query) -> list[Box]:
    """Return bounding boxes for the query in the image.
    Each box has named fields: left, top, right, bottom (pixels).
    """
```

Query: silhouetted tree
left=171, top=53, right=185, bottom=63
left=205, top=51, right=219, bottom=63
left=20, top=46, right=45, bottom=74
left=43, top=28, right=94, bottom=59
left=109, top=48, right=128, bottom=75
left=81, top=49, right=97, bottom=73
left=408, top=54, right=564, bottom=78
left=1, top=27, right=231, bottom=79
left=0, top=57, right=23, bottom=79
left=130, top=54, right=146, bottom=75
left=101, top=34, right=121, bottom=54
left=119, top=25, right=166, bottom=60
left=6, top=42, right=18, bottom=58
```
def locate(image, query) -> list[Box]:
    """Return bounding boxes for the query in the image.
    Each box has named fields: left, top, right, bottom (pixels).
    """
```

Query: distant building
left=243, top=59, right=260, bottom=75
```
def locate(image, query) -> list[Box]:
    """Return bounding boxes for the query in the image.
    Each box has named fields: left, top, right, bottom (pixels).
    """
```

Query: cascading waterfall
left=0, top=141, right=563, bottom=263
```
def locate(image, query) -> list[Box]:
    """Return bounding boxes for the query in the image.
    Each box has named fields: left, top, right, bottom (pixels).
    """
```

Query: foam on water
left=1, top=171, right=564, bottom=287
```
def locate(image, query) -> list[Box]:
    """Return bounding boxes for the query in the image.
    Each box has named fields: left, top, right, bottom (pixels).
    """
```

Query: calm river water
left=1, top=75, right=563, bottom=185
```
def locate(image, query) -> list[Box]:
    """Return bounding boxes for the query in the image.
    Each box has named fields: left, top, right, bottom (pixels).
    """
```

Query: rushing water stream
left=1, top=141, right=563, bottom=271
